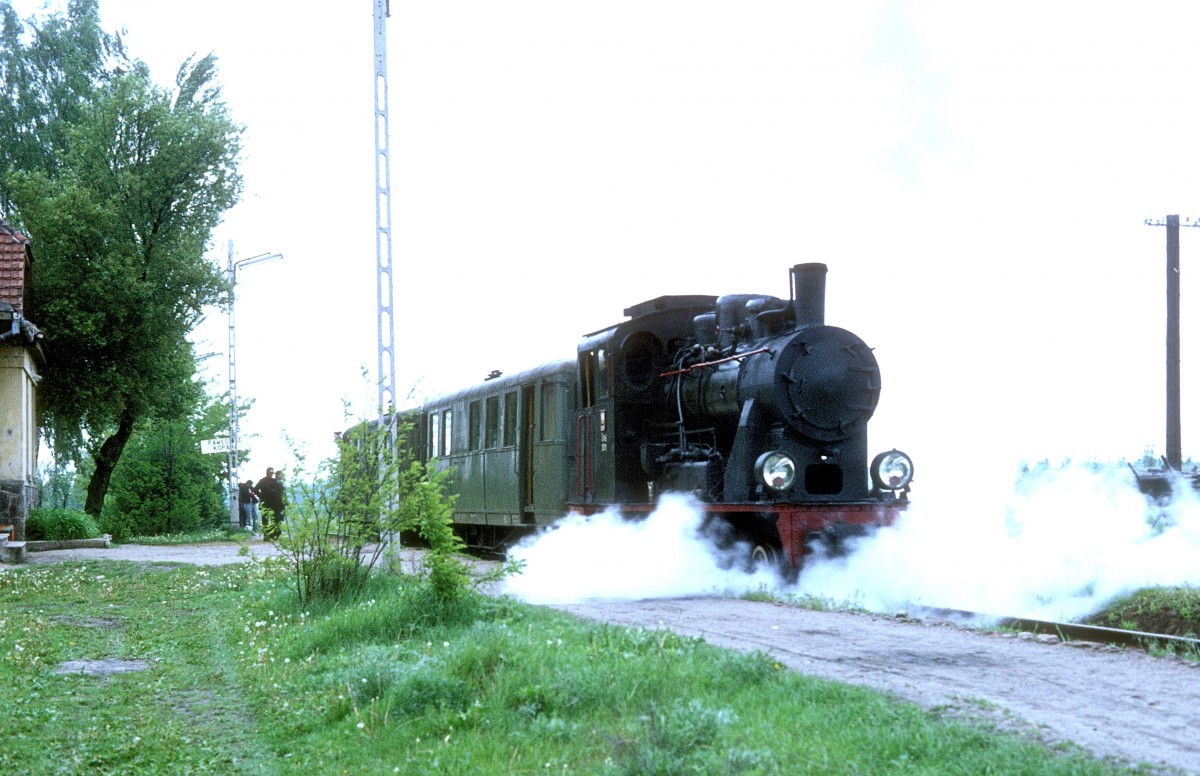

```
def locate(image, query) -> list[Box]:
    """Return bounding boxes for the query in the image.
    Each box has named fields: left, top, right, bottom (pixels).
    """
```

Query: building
left=0, top=216, right=46, bottom=541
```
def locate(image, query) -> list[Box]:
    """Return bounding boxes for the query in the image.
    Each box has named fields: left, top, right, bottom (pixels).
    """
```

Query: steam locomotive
left=404, top=264, right=912, bottom=575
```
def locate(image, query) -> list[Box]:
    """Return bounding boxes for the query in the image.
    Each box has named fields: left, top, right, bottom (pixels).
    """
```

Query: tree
left=5, top=11, right=242, bottom=515
left=102, top=388, right=230, bottom=540
left=0, top=0, right=126, bottom=213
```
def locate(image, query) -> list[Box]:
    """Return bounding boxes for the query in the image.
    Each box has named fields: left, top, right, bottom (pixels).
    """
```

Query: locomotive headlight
left=871, top=449, right=914, bottom=491
left=755, top=451, right=796, bottom=492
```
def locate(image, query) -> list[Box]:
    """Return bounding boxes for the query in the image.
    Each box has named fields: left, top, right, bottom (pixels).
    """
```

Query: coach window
left=503, top=391, right=517, bottom=447
left=469, top=401, right=482, bottom=451
left=429, top=412, right=441, bottom=458
left=485, top=395, right=500, bottom=448
left=540, top=383, right=557, bottom=441
left=442, top=409, right=453, bottom=455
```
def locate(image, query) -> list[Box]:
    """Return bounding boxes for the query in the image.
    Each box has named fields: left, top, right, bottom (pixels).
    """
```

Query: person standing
left=256, top=467, right=286, bottom=540
left=237, top=479, right=260, bottom=531
left=274, top=469, right=287, bottom=523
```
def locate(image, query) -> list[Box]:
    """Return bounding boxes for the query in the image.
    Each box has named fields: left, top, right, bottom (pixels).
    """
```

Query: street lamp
left=226, top=240, right=284, bottom=528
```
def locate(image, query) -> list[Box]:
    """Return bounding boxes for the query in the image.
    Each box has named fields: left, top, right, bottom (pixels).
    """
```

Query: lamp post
left=226, top=240, right=284, bottom=528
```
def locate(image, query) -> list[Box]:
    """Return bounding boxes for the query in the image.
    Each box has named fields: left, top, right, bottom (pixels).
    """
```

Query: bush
left=400, top=462, right=470, bottom=602
left=100, top=419, right=227, bottom=538
left=275, top=421, right=412, bottom=603
left=26, top=508, right=101, bottom=541
left=276, top=415, right=520, bottom=605
left=299, top=555, right=371, bottom=599
left=97, top=512, right=132, bottom=543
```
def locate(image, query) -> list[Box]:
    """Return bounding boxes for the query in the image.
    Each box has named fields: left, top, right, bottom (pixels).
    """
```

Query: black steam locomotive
left=407, top=264, right=912, bottom=574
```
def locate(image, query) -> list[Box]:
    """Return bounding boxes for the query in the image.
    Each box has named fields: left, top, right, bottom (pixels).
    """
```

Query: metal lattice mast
left=374, top=0, right=397, bottom=417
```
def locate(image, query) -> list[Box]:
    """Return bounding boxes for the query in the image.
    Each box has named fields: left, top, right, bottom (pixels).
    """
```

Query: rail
left=905, top=605, right=1200, bottom=654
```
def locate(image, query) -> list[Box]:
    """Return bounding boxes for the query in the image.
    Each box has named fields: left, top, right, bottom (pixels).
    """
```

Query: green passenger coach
left=420, top=360, right=578, bottom=549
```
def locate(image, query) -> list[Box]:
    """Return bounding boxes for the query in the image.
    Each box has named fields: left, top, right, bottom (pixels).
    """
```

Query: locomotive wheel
left=749, top=541, right=799, bottom=582
left=749, top=542, right=780, bottom=573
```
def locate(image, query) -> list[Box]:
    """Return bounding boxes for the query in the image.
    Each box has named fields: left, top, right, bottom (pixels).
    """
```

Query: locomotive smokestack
left=791, top=263, right=827, bottom=327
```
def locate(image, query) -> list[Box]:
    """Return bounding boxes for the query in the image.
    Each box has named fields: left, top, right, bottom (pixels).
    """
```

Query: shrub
left=100, top=419, right=227, bottom=538
left=97, top=512, right=132, bottom=543
left=25, top=508, right=101, bottom=541
left=277, top=415, right=521, bottom=605
left=400, top=462, right=470, bottom=602
left=299, top=555, right=371, bottom=599
left=276, top=419, right=414, bottom=603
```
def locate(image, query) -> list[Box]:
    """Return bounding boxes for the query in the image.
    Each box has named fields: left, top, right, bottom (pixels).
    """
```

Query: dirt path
left=9, top=543, right=1200, bottom=773
left=11, top=539, right=288, bottom=566
left=553, top=598, right=1200, bottom=773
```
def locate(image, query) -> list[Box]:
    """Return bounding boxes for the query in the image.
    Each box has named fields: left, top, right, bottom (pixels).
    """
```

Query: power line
left=1144, top=216, right=1200, bottom=228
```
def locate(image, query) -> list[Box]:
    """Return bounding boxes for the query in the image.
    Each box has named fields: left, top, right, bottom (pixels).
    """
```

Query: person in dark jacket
left=256, top=467, right=287, bottom=540
left=237, top=479, right=260, bottom=531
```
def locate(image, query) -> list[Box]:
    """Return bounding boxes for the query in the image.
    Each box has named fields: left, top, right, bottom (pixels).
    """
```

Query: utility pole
left=226, top=241, right=238, bottom=527
left=1144, top=215, right=1200, bottom=470
left=374, top=0, right=397, bottom=419
left=226, top=241, right=284, bottom=528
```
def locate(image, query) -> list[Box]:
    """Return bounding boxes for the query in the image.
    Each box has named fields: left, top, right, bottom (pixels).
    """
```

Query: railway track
left=904, top=605, right=1200, bottom=653
left=470, top=543, right=1200, bottom=655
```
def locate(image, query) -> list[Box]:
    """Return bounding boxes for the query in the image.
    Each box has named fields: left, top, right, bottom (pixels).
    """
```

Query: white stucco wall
left=0, top=345, right=38, bottom=483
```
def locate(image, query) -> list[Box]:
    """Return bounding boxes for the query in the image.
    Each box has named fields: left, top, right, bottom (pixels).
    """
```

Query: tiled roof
left=0, top=217, right=31, bottom=313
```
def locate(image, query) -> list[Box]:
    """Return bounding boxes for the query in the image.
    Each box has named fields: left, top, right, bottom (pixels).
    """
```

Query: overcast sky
left=15, top=1, right=1200, bottom=488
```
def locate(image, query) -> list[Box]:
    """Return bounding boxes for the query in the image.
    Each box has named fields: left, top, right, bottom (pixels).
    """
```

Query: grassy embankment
left=0, top=556, right=1168, bottom=775
left=127, top=528, right=1200, bottom=644
left=1083, top=585, right=1200, bottom=642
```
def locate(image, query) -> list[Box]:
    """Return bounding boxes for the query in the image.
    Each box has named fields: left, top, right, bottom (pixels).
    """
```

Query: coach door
left=520, top=385, right=535, bottom=520
left=576, top=347, right=613, bottom=504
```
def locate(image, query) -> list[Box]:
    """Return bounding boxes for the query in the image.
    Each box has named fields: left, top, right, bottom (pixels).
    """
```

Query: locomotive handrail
left=576, top=414, right=594, bottom=498
left=658, top=347, right=772, bottom=378
left=576, top=415, right=584, bottom=498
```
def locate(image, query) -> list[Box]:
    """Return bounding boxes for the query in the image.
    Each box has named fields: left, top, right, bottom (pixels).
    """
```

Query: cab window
left=579, top=348, right=608, bottom=407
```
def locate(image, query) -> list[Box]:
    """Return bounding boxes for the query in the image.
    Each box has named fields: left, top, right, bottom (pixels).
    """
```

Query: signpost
left=200, top=438, right=232, bottom=455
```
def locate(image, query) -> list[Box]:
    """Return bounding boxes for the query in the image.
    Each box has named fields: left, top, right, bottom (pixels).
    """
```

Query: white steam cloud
left=502, top=467, right=1200, bottom=620
left=804, top=465, right=1200, bottom=621
left=502, top=494, right=779, bottom=604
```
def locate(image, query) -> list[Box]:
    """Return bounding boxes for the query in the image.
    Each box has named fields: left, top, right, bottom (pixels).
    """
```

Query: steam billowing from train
left=505, top=448, right=1199, bottom=621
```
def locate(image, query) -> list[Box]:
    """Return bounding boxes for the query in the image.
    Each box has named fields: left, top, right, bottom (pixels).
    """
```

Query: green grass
left=126, top=525, right=252, bottom=546
left=1083, top=585, right=1200, bottom=637
left=0, top=559, right=1150, bottom=774
left=1081, top=585, right=1200, bottom=660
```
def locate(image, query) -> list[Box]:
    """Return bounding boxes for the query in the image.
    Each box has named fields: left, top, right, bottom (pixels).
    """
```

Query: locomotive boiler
left=411, top=263, right=912, bottom=575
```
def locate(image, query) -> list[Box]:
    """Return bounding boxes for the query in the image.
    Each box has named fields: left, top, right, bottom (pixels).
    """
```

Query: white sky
left=16, top=1, right=1200, bottom=486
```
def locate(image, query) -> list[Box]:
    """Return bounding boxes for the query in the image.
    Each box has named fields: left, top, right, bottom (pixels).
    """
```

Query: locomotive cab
left=574, top=295, right=718, bottom=506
